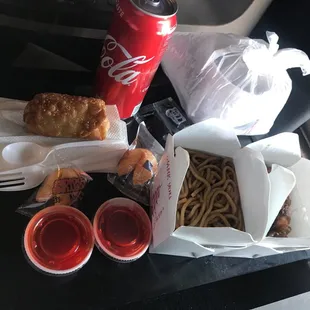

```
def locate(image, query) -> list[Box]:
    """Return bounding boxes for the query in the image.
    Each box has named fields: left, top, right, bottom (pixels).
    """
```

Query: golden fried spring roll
left=24, top=93, right=110, bottom=140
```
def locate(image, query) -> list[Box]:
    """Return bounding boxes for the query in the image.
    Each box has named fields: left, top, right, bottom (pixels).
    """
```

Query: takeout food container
left=24, top=205, right=94, bottom=275
left=93, top=198, right=152, bottom=263
left=149, top=119, right=310, bottom=258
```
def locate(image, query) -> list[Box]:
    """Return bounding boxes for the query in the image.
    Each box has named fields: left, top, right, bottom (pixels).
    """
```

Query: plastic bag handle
left=266, top=31, right=279, bottom=55
left=274, top=48, right=310, bottom=76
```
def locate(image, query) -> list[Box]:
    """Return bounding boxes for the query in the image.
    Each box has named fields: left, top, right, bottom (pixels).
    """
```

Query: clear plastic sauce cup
left=24, top=205, right=94, bottom=275
left=93, top=198, right=151, bottom=262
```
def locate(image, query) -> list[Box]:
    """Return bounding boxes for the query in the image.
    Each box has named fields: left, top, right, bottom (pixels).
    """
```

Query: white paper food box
left=149, top=119, right=310, bottom=258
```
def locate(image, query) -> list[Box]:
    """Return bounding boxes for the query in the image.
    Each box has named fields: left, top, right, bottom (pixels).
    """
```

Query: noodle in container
left=150, top=119, right=297, bottom=258
left=177, top=150, right=244, bottom=231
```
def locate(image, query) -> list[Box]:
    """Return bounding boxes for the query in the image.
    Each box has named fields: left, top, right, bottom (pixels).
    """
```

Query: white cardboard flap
left=216, top=244, right=283, bottom=258
left=149, top=235, right=214, bottom=258
left=289, top=158, right=310, bottom=237
left=246, top=133, right=301, bottom=167
left=173, top=226, right=254, bottom=246
left=266, top=164, right=296, bottom=236
left=233, top=148, right=296, bottom=242
left=174, top=118, right=241, bottom=158
left=233, top=147, right=270, bottom=241
left=151, top=135, right=190, bottom=249
left=173, top=146, right=190, bottom=210
left=260, top=236, right=310, bottom=248
left=151, top=137, right=173, bottom=248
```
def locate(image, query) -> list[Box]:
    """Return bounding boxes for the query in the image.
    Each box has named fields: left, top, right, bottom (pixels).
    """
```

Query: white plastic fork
left=0, top=149, right=125, bottom=191
left=0, top=165, right=50, bottom=191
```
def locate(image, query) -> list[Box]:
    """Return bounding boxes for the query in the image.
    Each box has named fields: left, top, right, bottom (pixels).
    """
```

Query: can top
left=131, top=0, right=178, bottom=17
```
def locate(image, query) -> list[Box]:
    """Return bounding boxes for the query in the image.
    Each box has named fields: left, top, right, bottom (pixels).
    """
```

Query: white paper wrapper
left=0, top=97, right=128, bottom=172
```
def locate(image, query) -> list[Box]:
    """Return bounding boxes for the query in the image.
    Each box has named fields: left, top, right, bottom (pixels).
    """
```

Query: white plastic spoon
left=2, top=141, right=106, bottom=166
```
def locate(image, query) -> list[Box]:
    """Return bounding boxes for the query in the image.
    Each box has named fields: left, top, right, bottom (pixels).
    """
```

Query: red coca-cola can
left=95, top=0, right=178, bottom=119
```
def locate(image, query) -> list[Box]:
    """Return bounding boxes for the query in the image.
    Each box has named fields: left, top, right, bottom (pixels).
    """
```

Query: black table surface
left=2, top=23, right=310, bottom=310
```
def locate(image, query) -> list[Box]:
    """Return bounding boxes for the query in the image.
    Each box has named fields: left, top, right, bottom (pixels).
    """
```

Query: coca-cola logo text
left=115, top=0, right=124, bottom=17
left=100, top=35, right=154, bottom=86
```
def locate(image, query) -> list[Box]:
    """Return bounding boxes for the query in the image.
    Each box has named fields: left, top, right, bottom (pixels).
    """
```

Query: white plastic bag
left=162, top=31, right=310, bottom=135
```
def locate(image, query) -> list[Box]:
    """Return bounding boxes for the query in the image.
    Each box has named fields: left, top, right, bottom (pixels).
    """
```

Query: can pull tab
left=146, top=0, right=160, bottom=6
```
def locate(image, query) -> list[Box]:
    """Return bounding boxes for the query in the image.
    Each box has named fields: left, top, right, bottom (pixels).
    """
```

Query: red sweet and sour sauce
left=93, top=198, right=151, bottom=262
left=24, top=205, right=94, bottom=275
